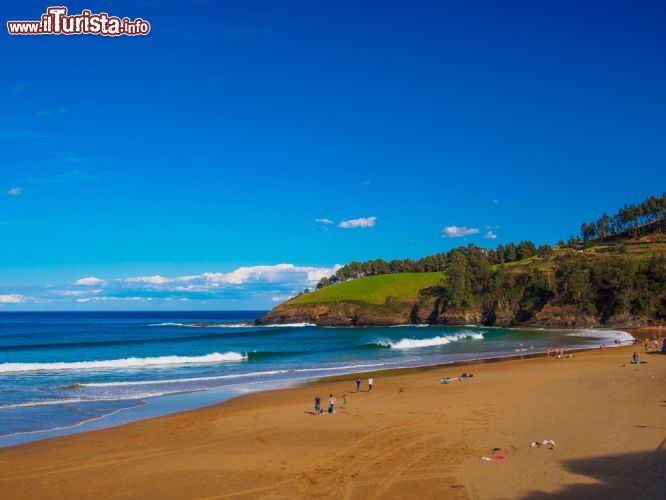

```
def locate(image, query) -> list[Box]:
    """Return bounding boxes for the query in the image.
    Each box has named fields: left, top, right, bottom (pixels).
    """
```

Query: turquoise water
left=0, top=311, right=633, bottom=446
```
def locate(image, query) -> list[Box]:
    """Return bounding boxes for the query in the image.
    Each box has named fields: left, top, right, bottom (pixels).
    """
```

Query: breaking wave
left=366, top=331, right=485, bottom=350
left=148, top=322, right=315, bottom=328
left=77, top=362, right=389, bottom=388
left=565, top=329, right=634, bottom=343
left=389, top=324, right=429, bottom=328
left=0, top=352, right=246, bottom=373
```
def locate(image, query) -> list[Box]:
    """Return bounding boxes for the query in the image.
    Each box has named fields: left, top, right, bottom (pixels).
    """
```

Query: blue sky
left=1, top=0, right=665, bottom=310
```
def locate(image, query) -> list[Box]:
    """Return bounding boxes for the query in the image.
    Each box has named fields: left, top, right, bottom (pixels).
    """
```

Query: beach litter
left=481, top=456, right=492, bottom=461
left=530, top=440, right=556, bottom=448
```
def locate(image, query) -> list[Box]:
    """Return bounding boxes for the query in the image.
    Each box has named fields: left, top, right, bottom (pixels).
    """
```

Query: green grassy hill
left=259, top=235, right=664, bottom=327
left=290, top=272, right=445, bottom=306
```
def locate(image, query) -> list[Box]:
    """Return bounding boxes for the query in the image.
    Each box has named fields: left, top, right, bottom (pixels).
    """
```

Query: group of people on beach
left=355, top=376, right=373, bottom=392
left=546, top=348, right=566, bottom=359
left=312, top=377, right=374, bottom=415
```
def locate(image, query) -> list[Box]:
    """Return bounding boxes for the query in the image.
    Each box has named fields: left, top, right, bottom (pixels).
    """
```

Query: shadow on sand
left=525, top=440, right=666, bottom=499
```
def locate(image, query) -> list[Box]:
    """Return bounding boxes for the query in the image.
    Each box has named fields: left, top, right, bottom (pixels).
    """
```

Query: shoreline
left=0, top=326, right=639, bottom=449
left=1, top=342, right=663, bottom=498
left=0, top=326, right=647, bottom=449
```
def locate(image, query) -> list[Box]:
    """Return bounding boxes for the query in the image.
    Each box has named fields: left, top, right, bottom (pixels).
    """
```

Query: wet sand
left=0, top=344, right=664, bottom=499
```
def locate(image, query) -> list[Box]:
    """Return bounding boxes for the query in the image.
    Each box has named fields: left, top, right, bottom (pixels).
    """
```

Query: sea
left=0, top=311, right=634, bottom=447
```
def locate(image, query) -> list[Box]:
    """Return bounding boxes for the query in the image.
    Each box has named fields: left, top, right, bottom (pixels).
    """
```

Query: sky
left=1, top=0, right=665, bottom=310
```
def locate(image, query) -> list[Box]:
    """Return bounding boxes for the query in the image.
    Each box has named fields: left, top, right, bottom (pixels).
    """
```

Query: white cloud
left=485, top=225, right=500, bottom=229
left=338, top=216, right=377, bottom=229
left=315, top=218, right=334, bottom=224
left=271, top=295, right=292, bottom=302
left=51, top=289, right=103, bottom=296
left=200, top=264, right=340, bottom=286
left=0, top=294, right=24, bottom=303
left=66, top=264, right=341, bottom=305
left=77, top=296, right=153, bottom=303
left=484, top=230, right=497, bottom=239
left=442, top=226, right=479, bottom=238
left=74, top=276, right=107, bottom=286
left=492, top=199, right=500, bottom=204
left=8, top=186, right=22, bottom=196
left=124, top=275, right=172, bottom=285
left=117, top=264, right=342, bottom=289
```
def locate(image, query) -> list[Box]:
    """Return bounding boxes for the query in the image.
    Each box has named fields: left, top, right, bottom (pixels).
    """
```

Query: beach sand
left=0, top=344, right=664, bottom=499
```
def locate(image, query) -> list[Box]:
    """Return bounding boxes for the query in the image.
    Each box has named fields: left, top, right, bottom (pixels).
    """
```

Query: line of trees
left=316, top=241, right=545, bottom=289
left=580, top=193, right=665, bottom=242
left=438, top=250, right=665, bottom=322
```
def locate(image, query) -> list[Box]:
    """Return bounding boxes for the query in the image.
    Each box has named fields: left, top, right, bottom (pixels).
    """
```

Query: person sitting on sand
left=328, top=394, right=336, bottom=413
left=314, top=395, right=321, bottom=414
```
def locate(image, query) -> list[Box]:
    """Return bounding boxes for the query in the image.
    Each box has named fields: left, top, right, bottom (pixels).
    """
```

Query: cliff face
left=255, top=300, right=416, bottom=327
left=256, top=293, right=653, bottom=328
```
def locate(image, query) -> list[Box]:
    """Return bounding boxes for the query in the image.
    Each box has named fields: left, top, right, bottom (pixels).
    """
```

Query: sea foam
left=372, top=331, right=484, bottom=349
left=0, top=352, right=246, bottom=373
left=565, top=329, right=634, bottom=343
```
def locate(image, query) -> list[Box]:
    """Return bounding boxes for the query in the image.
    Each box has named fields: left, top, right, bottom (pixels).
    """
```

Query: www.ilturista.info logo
left=7, top=6, right=151, bottom=36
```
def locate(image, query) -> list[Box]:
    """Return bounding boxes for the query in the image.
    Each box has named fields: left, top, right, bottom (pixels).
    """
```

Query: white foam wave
left=0, top=352, right=246, bottom=374
left=389, top=324, right=429, bottom=328
left=566, top=329, right=634, bottom=343
left=203, top=322, right=315, bottom=328
left=80, top=362, right=388, bottom=388
left=147, top=322, right=188, bottom=327
left=373, top=331, right=485, bottom=349
left=261, top=322, right=316, bottom=328
left=0, top=390, right=198, bottom=410
left=204, top=322, right=253, bottom=328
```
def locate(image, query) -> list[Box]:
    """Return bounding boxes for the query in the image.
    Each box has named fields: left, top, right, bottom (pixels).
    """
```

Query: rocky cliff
left=256, top=292, right=654, bottom=328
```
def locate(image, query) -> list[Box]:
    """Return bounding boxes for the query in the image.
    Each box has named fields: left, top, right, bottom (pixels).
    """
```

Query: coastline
left=0, top=324, right=644, bottom=449
left=1, top=338, right=664, bottom=499
left=0, top=326, right=641, bottom=448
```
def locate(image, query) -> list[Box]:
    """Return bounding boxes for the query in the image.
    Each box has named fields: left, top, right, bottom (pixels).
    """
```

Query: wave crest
left=0, top=352, right=246, bottom=373
left=367, top=331, right=485, bottom=350
left=566, top=329, right=634, bottom=343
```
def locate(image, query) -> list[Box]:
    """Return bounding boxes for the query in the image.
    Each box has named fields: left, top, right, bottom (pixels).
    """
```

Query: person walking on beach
left=314, top=394, right=321, bottom=414
left=356, top=377, right=361, bottom=392
left=342, top=394, right=348, bottom=410
left=368, top=377, right=374, bottom=391
left=328, top=394, right=336, bottom=413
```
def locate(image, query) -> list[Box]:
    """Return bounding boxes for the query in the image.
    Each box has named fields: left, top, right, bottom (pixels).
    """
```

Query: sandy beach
left=0, top=343, right=664, bottom=499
